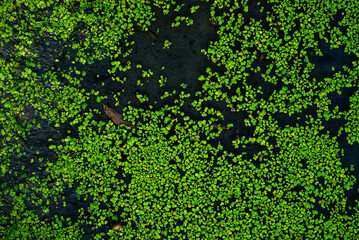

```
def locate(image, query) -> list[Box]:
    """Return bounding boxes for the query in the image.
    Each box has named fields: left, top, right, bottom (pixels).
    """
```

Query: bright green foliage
left=344, top=89, right=359, bottom=144
left=1, top=0, right=359, bottom=239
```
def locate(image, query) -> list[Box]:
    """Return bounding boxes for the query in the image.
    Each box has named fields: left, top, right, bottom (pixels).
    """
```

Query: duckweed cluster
left=1, top=0, right=359, bottom=239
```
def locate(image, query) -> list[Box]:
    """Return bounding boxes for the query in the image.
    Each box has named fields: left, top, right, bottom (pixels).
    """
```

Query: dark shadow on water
left=308, top=38, right=357, bottom=81
left=328, top=87, right=357, bottom=112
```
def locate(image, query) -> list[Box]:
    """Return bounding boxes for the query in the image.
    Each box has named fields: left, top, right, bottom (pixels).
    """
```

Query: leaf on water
left=5, top=223, right=17, bottom=240
left=102, top=102, right=135, bottom=128
left=259, top=53, right=265, bottom=62
left=147, top=30, right=157, bottom=41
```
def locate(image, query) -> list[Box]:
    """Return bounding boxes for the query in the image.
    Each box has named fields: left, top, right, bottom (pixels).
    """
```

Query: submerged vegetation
left=1, top=0, right=359, bottom=239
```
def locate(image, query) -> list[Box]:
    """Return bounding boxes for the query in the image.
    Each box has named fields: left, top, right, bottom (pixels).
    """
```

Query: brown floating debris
left=147, top=30, right=157, bottom=41
left=275, top=21, right=282, bottom=31
left=102, top=102, right=135, bottom=128
left=112, top=223, right=122, bottom=231
left=259, top=53, right=265, bottom=62
left=211, top=123, right=229, bottom=130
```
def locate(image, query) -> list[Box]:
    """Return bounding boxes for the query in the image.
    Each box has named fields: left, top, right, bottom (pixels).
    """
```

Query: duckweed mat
left=1, top=0, right=359, bottom=239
